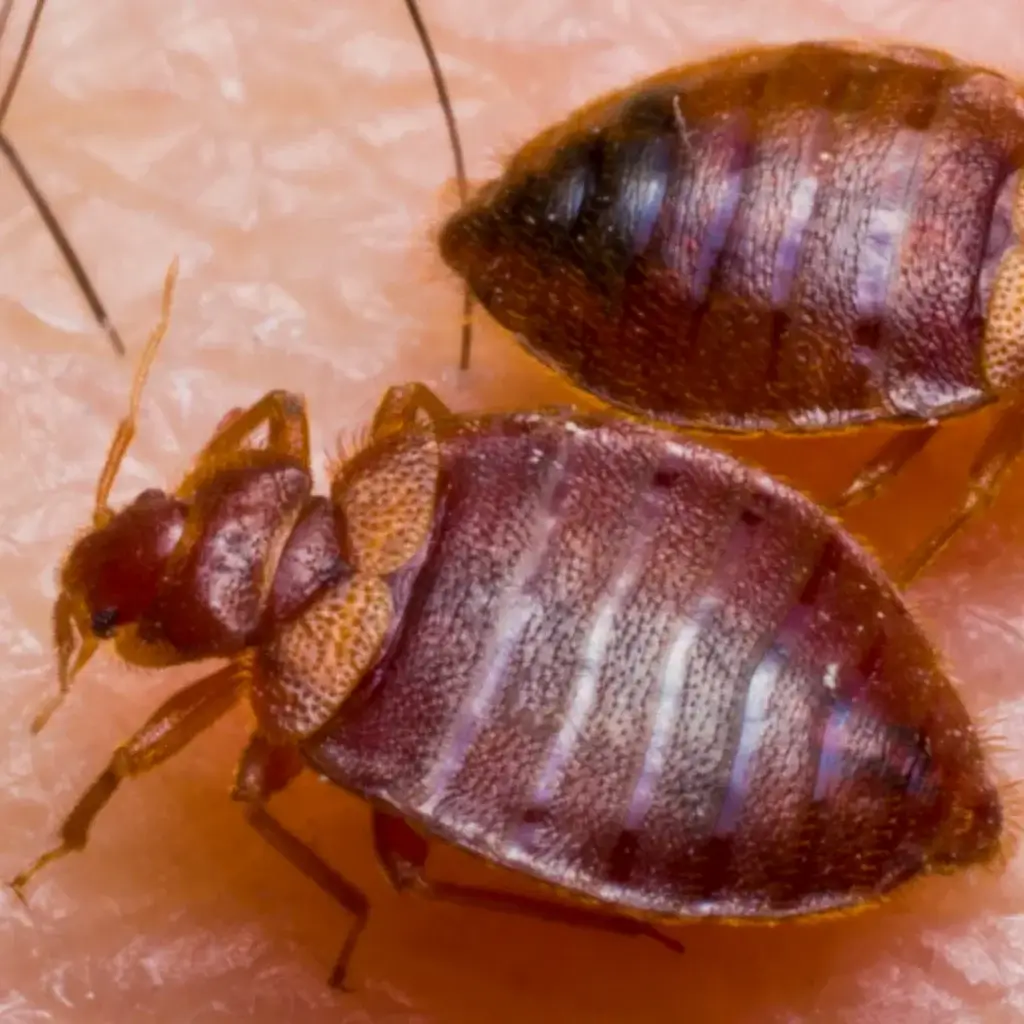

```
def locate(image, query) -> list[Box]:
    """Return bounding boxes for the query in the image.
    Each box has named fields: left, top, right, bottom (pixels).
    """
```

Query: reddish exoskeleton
left=440, top=41, right=1024, bottom=579
left=13, top=261, right=1004, bottom=988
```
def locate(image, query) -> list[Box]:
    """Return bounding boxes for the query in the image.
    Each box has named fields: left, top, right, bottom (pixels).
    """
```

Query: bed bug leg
left=190, top=390, right=310, bottom=471
left=832, top=425, right=940, bottom=508
left=10, top=659, right=248, bottom=900
left=232, top=732, right=305, bottom=803
left=370, top=810, right=686, bottom=956
left=244, top=803, right=370, bottom=990
left=370, top=807, right=430, bottom=891
left=369, top=382, right=453, bottom=438
left=232, top=734, right=372, bottom=991
left=173, top=389, right=311, bottom=502
left=898, top=400, right=1024, bottom=583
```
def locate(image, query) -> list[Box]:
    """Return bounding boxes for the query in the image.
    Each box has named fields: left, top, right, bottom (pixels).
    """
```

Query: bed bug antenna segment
left=11, top=253, right=1005, bottom=988
left=439, top=41, right=1024, bottom=580
left=0, top=0, right=125, bottom=356
left=402, top=0, right=474, bottom=370
left=27, top=256, right=179, bottom=737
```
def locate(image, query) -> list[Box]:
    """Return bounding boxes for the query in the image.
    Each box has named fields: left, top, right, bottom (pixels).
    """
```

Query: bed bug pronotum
left=11, top=259, right=1004, bottom=989
left=438, top=40, right=1024, bottom=580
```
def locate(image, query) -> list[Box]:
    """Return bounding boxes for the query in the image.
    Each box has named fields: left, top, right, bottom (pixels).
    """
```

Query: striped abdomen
left=440, top=43, right=1024, bottom=431
left=309, top=413, right=999, bottom=919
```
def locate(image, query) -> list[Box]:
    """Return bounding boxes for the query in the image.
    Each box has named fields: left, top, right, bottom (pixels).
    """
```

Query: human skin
left=2, top=0, right=1024, bottom=1021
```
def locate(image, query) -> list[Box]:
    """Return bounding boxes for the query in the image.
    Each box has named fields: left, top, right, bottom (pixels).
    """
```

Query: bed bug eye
left=90, top=607, right=119, bottom=638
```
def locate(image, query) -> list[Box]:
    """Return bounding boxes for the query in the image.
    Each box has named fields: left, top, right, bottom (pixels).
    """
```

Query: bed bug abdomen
left=310, top=413, right=1001, bottom=919
left=441, top=43, right=1024, bottom=432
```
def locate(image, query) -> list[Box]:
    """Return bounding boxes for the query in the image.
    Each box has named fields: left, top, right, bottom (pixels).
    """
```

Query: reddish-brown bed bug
left=438, top=40, right=1024, bottom=579
left=11, top=258, right=1004, bottom=989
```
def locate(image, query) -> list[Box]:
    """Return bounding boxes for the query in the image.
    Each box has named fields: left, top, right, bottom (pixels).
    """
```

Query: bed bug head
left=52, top=488, right=187, bottom=690
left=37, top=260, right=181, bottom=734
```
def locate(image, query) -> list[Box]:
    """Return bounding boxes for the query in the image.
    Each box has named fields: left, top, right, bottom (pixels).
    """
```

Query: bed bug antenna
left=402, top=0, right=474, bottom=371
left=31, top=256, right=178, bottom=736
left=0, top=0, right=126, bottom=357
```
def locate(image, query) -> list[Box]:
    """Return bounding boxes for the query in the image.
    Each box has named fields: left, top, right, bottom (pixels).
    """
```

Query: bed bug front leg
left=10, top=659, right=249, bottom=898
left=200, top=390, right=310, bottom=465
left=370, top=810, right=686, bottom=957
left=369, top=381, right=453, bottom=438
left=175, top=389, right=311, bottom=503
left=231, top=734, right=372, bottom=991
left=898, top=400, right=1024, bottom=583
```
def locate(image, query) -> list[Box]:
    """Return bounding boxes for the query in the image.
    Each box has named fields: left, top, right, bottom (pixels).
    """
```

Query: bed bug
left=438, top=40, right=1024, bottom=580
left=11, top=259, right=1004, bottom=989
left=0, top=0, right=124, bottom=355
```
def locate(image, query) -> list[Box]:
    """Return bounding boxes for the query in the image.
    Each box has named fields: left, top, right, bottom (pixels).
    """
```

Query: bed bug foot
left=898, top=400, right=1024, bottom=583
left=833, top=425, right=940, bottom=508
left=370, top=811, right=685, bottom=956
left=11, top=660, right=246, bottom=898
left=242, top=802, right=371, bottom=991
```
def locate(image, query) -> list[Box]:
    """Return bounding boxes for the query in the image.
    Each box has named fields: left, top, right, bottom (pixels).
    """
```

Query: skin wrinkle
left=1, top=0, right=1024, bottom=1021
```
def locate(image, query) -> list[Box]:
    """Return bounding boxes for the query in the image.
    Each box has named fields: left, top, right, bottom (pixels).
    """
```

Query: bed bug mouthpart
left=437, top=40, right=1024, bottom=580
left=10, top=255, right=1007, bottom=989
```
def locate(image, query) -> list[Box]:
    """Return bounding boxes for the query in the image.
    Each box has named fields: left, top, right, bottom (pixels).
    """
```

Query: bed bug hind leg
left=898, top=401, right=1024, bottom=584
left=370, top=809, right=686, bottom=957
left=10, top=659, right=248, bottom=900
left=832, top=425, right=940, bottom=509
left=231, top=734, right=372, bottom=991
left=245, top=802, right=371, bottom=990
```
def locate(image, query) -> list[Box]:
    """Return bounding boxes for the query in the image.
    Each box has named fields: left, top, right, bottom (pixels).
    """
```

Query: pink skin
left=1, top=0, right=1024, bottom=1020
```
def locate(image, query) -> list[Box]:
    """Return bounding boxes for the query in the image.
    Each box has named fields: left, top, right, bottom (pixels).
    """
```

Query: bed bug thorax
left=32, top=260, right=442, bottom=742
